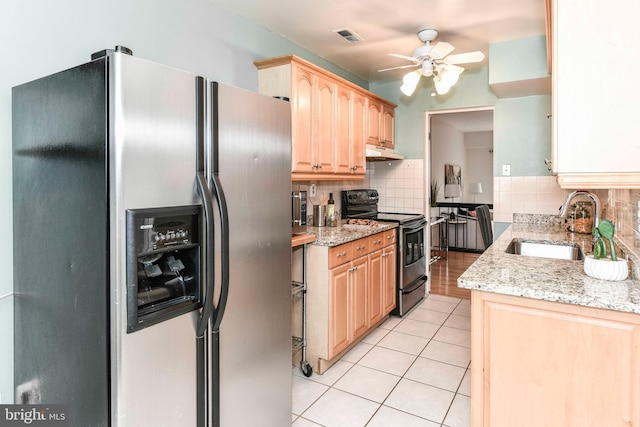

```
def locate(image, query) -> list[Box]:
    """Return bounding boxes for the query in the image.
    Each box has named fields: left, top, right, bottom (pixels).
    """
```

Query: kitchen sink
left=505, top=239, right=584, bottom=261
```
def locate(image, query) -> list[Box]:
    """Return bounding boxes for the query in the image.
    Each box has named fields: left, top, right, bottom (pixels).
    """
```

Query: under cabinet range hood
left=365, top=144, right=404, bottom=161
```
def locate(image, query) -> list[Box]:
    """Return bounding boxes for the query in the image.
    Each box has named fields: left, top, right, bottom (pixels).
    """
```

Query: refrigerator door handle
left=208, top=172, right=230, bottom=332
left=195, top=172, right=215, bottom=338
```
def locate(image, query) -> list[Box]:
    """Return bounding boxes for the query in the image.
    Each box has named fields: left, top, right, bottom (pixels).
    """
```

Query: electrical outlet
left=309, top=184, right=316, bottom=198
left=502, top=164, right=511, bottom=176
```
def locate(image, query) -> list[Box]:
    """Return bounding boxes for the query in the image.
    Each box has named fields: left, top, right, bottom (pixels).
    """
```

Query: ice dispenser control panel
left=126, top=205, right=202, bottom=333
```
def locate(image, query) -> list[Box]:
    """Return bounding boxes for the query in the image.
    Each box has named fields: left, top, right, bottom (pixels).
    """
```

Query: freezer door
left=209, top=83, right=293, bottom=427
left=13, top=58, right=110, bottom=425
left=109, top=52, right=201, bottom=426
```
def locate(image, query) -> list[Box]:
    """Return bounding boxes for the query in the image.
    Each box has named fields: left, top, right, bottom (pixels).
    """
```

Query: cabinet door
left=314, top=75, right=336, bottom=173
left=473, top=292, right=640, bottom=427
left=382, top=244, right=396, bottom=313
left=351, top=91, right=367, bottom=174
left=328, top=263, right=350, bottom=358
left=381, top=104, right=395, bottom=148
left=335, top=86, right=352, bottom=174
left=553, top=0, right=640, bottom=186
left=291, top=65, right=314, bottom=172
left=366, top=99, right=382, bottom=145
left=368, top=249, right=384, bottom=326
left=351, top=255, right=369, bottom=340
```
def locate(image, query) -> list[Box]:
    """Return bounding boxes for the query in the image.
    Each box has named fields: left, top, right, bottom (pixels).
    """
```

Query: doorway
left=424, top=106, right=494, bottom=294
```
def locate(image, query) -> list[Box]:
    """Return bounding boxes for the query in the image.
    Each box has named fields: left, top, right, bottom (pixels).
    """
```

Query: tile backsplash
left=493, top=176, right=608, bottom=223
left=292, top=159, right=425, bottom=216
left=609, top=189, right=640, bottom=263
left=292, top=167, right=640, bottom=266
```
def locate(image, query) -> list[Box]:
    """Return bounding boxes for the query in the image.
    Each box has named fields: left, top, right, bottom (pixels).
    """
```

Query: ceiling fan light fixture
left=433, top=76, right=451, bottom=95
left=400, top=70, right=421, bottom=96
left=440, top=69, right=460, bottom=86
left=421, top=61, right=434, bottom=76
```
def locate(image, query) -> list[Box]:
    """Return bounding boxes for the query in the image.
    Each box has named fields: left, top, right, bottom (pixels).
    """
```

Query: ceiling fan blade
left=378, top=63, right=420, bottom=73
left=428, top=42, right=455, bottom=60
left=443, top=63, right=465, bottom=74
left=444, top=51, right=485, bottom=65
left=387, top=53, right=419, bottom=63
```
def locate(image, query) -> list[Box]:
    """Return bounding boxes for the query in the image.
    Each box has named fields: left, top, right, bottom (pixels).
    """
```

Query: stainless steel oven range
left=342, top=189, right=427, bottom=316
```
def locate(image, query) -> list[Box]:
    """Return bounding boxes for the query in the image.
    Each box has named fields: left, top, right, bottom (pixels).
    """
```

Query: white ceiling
left=209, top=0, right=547, bottom=83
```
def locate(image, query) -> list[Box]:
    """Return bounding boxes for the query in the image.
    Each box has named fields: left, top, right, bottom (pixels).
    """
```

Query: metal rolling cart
left=292, top=244, right=313, bottom=377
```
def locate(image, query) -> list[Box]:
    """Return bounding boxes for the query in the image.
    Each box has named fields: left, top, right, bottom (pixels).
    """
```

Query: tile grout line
left=293, top=295, right=471, bottom=426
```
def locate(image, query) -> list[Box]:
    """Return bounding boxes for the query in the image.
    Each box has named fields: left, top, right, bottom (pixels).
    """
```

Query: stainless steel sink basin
left=505, top=239, right=584, bottom=261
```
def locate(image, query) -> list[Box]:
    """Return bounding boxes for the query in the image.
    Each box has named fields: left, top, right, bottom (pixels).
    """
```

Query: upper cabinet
left=366, top=99, right=395, bottom=149
left=550, top=0, right=640, bottom=188
left=254, top=55, right=396, bottom=181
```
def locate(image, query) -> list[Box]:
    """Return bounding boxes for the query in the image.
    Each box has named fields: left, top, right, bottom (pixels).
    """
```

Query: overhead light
left=400, top=70, right=421, bottom=96
left=433, top=75, right=451, bottom=95
left=440, top=68, right=460, bottom=86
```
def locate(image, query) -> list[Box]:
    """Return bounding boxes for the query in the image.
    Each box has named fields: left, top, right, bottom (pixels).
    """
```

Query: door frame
left=424, top=106, right=494, bottom=291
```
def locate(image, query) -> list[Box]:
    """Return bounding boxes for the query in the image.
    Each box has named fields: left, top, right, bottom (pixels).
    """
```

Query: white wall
left=0, top=0, right=368, bottom=404
left=464, top=131, right=493, bottom=204
left=430, top=119, right=465, bottom=203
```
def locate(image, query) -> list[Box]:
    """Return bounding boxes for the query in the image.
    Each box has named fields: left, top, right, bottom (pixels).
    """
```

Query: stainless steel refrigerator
left=12, top=46, right=292, bottom=427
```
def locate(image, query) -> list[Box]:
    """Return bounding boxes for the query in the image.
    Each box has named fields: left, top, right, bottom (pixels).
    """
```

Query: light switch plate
left=502, top=164, right=511, bottom=176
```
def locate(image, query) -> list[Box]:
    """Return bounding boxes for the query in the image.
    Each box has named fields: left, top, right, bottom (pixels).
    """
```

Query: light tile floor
left=292, top=294, right=471, bottom=427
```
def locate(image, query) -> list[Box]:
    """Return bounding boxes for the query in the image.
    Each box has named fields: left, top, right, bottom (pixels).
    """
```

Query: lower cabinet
left=305, top=229, right=397, bottom=374
left=328, top=255, right=368, bottom=358
left=369, top=241, right=396, bottom=325
left=472, top=290, right=640, bottom=427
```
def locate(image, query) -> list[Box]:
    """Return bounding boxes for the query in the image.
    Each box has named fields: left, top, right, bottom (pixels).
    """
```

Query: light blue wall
left=494, top=95, right=552, bottom=177
left=371, top=67, right=498, bottom=159
left=489, top=35, right=549, bottom=84
left=0, top=0, right=366, bottom=404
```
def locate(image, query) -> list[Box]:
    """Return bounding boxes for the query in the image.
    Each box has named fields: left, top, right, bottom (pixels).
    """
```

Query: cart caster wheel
left=301, top=363, right=313, bottom=377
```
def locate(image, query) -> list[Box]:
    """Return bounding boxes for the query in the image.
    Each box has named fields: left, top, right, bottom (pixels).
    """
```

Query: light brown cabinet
left=288, top=63, right=336, bottom=174
left=382, top=243, right=396, bottom=314
left=328, top=254, right=368, bottom=358
left=335, top=87, right=366, bottom=175
left=306, top=229, right=397, bottom=374
left=550, top=0, right=640, bottom=188
left=368, top=230, right=396, bottom=325
left=254, top=55, right=395, bottom=181
left=367, top=99, right=395, bottom=149
left=471, top=290, right=640, bottom=427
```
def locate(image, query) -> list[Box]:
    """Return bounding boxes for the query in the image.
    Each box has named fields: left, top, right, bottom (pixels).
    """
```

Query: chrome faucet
left=558, top=190, right=600, bottom=228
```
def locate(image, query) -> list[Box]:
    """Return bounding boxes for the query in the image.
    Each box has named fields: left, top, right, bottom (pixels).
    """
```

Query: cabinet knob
left=337, top=251, right=347, bottom=258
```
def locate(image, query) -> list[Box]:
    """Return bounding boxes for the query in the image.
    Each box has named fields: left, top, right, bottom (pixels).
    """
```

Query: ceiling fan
left=379, top=29, right=485, bottom=96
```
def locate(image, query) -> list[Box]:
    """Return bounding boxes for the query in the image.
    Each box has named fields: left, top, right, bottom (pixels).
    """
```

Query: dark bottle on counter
left=327, top=193, right=336, bottom=226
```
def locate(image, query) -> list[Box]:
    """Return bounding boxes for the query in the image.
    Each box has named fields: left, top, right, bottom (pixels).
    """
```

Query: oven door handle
left=402, top=219, right=427, bottom=234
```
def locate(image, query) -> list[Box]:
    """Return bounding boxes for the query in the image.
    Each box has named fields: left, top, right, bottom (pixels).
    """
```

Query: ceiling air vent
left=333, top=28, right=363, bottom=44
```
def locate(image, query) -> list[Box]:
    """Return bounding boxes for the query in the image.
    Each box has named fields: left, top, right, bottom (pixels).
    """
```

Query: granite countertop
left=458, top=222, right=640, bottom=313
left=297, top=222, right=398, bottom=247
